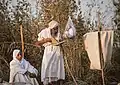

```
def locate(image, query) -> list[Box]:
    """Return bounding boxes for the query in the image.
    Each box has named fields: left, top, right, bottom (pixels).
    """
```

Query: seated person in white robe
left=9, top=49, right=39, bottom=85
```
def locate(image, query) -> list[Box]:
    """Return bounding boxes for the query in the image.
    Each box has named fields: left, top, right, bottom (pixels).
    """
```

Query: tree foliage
left=1, top=0, right=120, bottom=85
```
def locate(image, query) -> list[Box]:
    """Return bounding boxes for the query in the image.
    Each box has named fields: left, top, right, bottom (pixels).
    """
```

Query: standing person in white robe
left=35, top=20, right=65, bottom=85
left=9, top=49, right=39, bottom=85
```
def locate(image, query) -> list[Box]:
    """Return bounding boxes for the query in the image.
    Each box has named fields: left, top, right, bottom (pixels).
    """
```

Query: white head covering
left=48, top=20, right=61, bottom=41
left=12, top=49, right=24, bottom=64
left=13, top=49, right=20, bottom=61
left=48, top=20, right=59, bottom=29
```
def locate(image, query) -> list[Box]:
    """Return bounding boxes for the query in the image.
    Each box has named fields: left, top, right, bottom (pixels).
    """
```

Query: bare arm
left=35, top=38, right=52, bottom=46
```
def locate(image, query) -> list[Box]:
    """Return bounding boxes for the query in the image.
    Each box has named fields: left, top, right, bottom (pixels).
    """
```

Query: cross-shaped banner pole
left=97, top=11, right=105, bottom=85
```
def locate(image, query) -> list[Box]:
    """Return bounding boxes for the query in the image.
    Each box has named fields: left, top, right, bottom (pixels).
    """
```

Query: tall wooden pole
left=20, top=24, right=24, bottom=57
left=97, top=12, right=105, bottom=85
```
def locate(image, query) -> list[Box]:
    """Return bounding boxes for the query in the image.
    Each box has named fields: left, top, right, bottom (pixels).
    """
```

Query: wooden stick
left=20, top=25, right=24, bottom=57
left=79, top=51, right=82, bottom=78
left=97, top=12, right=105, bottom=85
left=61, top=45, right=78, bottom=85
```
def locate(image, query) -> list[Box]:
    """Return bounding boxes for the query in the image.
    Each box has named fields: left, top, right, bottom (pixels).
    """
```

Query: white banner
left=83, top=31, right=114, bottom=69
left=63, top=16, right=76, bottom=38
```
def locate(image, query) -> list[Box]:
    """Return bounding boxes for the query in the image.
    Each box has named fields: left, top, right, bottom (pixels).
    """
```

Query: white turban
left=48, top=20, right=59, bottom=29
left=48, top=20, right=62, bottom=41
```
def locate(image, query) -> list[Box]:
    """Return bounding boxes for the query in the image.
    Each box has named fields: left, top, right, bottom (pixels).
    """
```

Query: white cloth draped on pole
left=83, top=31, right=114, bottom=69
left=63, top=16, right=76, bottom=38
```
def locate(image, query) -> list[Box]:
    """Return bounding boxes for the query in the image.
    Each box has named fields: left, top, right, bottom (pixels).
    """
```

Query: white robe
left=9, top=50, right=39, bottom=85
left=38, top=28, right=65, bottom=84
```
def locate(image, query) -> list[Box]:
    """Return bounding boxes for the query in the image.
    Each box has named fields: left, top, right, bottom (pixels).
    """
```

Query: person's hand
left=25, top=71, right=31, bottom=75
left=51, top=37, right=58, bottom=45
left=45, top=38, right=52, bottom=42
left=29, top=73, right=36, bottom=78
left=34, top=41, right=41, bottom=47
left=25, top=71, right=36, bottom=78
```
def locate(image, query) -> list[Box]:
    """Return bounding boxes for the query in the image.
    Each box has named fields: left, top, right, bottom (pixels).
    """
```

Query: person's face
left=16, top=52, right=22, bottom=61
left=51, top=26, right=58, bottom=37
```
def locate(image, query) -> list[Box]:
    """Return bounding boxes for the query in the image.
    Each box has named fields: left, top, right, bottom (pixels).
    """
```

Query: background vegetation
left=0, top=0, right=120, bottom=85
